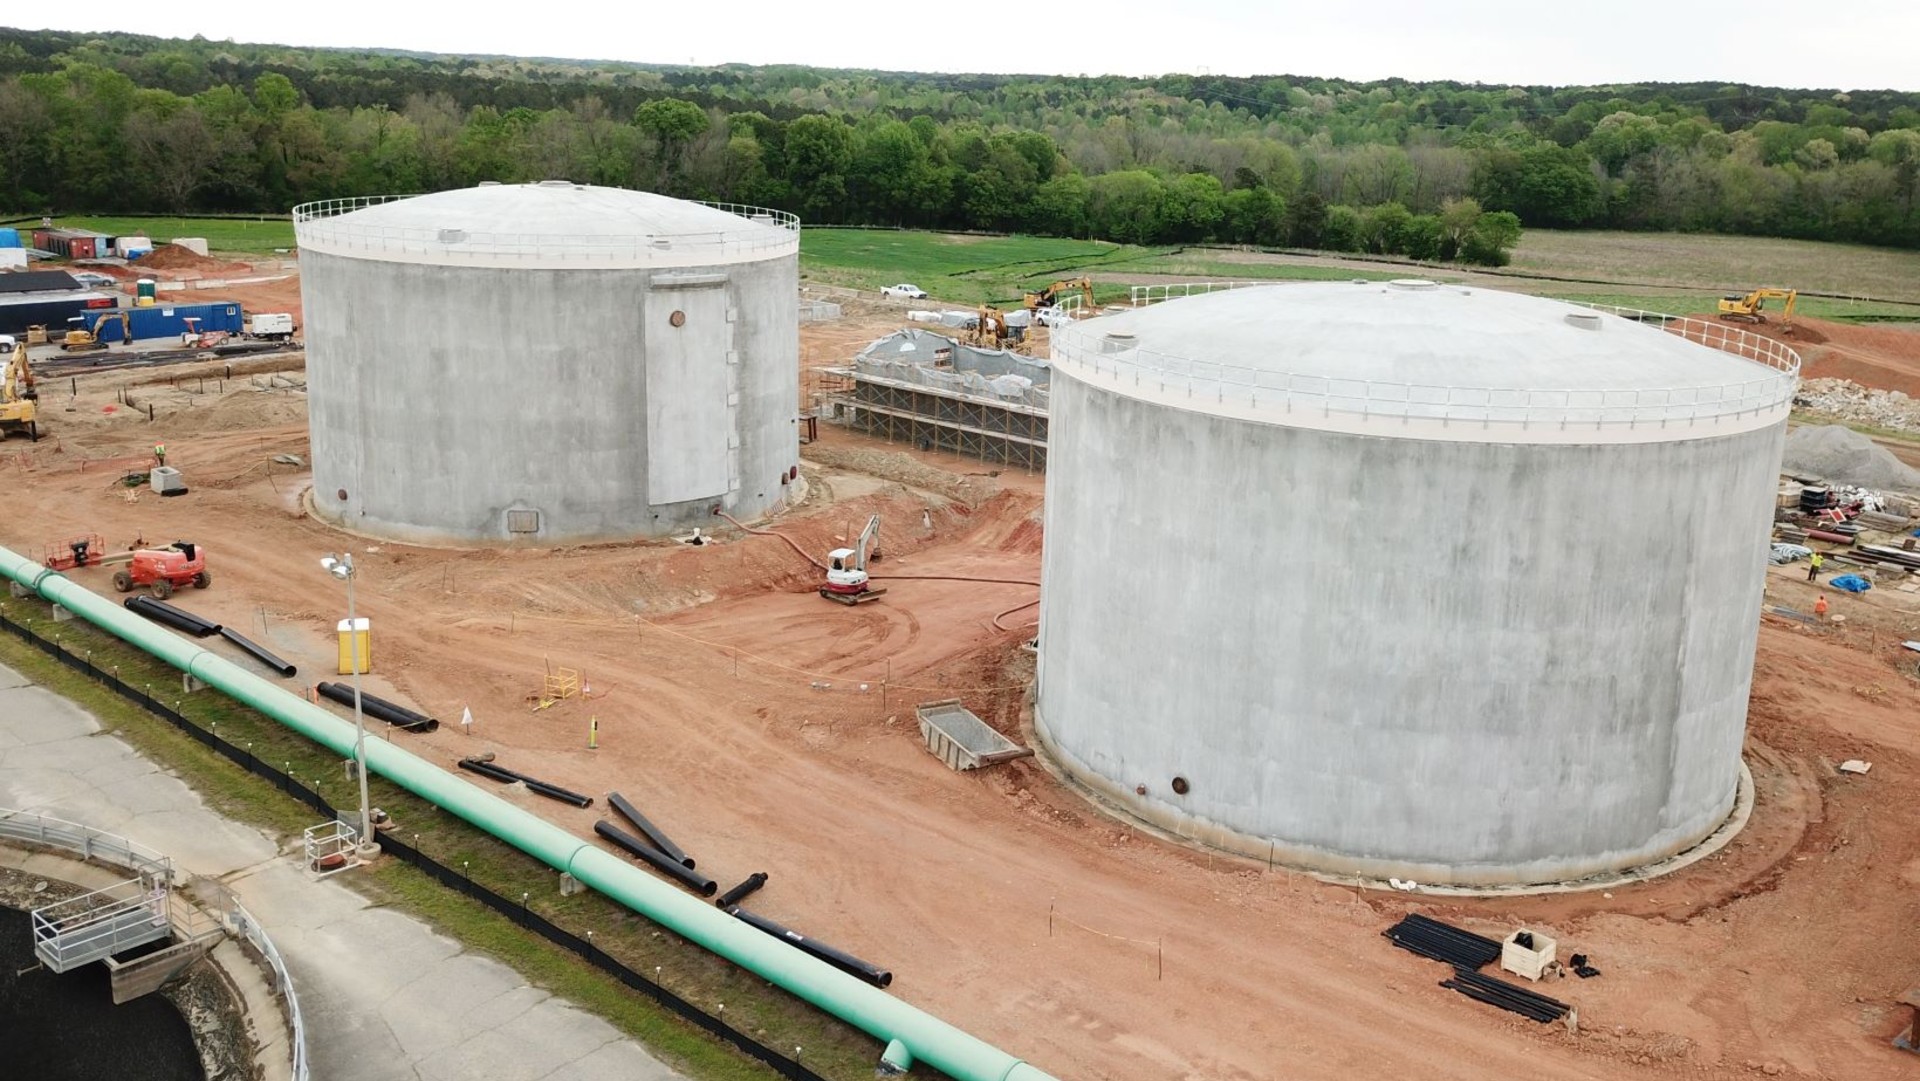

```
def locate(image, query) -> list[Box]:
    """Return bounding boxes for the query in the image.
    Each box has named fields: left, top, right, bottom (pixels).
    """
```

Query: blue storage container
left=87, top=302, right=244, bottom=343
left=0, top=227, right=20, bottom=248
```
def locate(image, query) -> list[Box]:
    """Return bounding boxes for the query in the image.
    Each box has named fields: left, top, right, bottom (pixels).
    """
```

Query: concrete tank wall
left=302, top=250, right=798, bottom=544
left=1035, top=370, right=1786, bottom=886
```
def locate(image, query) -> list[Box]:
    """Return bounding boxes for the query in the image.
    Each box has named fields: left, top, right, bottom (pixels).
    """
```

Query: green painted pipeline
left=0, top=548, right=1055, bottom=1081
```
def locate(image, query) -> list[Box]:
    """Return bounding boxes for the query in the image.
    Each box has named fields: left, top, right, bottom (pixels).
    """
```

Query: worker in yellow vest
left=1807, top=551, right=1824, bottom=583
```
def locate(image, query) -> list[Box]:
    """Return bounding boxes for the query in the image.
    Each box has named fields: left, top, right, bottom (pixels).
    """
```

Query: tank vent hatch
left=1564, top=312, right=1604, bottom=332
left=437, top=228, right=468, bottom=245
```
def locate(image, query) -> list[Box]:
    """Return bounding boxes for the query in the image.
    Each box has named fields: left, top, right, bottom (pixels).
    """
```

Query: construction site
left=6, top=188, right=1920, bottom=1081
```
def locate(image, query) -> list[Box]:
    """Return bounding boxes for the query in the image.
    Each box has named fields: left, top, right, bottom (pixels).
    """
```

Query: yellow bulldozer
left=1, top=340, right=40, bottom=441
left=1717, top=288, right=1797, bottom=330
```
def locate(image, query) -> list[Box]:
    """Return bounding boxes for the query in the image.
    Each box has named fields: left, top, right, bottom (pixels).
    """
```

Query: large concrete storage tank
left=293, top=183, right=801, bottom=544
left=1038, top=282, right=1798, bottom=886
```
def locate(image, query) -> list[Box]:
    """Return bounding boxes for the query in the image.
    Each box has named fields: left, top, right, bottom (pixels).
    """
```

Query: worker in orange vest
left=1807, top=551, right=1824, bottom=582
left=1814, top=594, right=1830, bottom=619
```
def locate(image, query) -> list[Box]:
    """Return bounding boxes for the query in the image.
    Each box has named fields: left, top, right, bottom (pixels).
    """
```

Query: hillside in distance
left=1, top=26, right=1917, bottom=253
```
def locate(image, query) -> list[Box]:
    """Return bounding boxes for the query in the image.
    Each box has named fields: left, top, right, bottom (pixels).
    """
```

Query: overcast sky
left=17, top=1, right=1920, bottom=91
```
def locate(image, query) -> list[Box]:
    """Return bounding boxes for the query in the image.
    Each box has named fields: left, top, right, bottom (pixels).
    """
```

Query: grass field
left=53, top=215, right=296, bottom=253
left=1510, top=229, right=1920, bottom=304
left=800, top=229, right=1131, bottom=303
left=798, top=229, right=1411, bottom=304
left=801, top=227, right=1920, bottom=320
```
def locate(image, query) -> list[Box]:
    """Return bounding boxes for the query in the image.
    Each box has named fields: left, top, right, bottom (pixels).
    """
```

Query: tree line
left=1, top=28, right=1917, bottom=257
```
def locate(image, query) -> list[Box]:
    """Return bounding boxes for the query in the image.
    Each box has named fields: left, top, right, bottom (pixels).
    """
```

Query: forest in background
left=2, top=27, right=1918, bottom=264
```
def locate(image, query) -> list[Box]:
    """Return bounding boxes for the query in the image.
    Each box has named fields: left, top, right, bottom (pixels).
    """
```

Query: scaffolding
left=818, top=366, right=1048, bottom=471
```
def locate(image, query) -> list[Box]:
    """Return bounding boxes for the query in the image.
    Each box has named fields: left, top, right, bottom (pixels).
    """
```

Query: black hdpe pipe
left=715, top=872, right=768, bottom=909
left=456, top=758, right=595, bottom=808
left=459, top=758, right=520, bottom=783
left=594, top=821, right=717, bottom=897
left=124, top=595, right=220, bottom=638
left=607, top=791, right=695, bottom=869
left=216, top=626, right=297, bottom=678
left=726, top=906, right=893, bottom=989
left=314, top=682, right=439, bottom=732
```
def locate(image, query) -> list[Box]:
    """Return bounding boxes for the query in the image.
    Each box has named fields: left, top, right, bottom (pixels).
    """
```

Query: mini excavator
left=820, top=514, right=886, bottom=605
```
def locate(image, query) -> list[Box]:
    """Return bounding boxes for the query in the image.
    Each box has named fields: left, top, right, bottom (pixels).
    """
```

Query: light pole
left=321, top=553, right=379, bottom=858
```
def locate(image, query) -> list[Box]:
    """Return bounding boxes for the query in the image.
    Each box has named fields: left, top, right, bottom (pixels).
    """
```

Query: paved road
left=0, top=660, right=684, bottom=1081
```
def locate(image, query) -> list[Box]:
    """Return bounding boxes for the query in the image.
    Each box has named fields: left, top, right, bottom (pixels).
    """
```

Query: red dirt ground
left=1731, top=316, right=1920, bottom=399
left=4, top=311, right=1920, bottom=1081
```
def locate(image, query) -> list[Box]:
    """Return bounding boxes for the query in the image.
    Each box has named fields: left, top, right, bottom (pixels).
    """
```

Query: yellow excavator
left=1, top=341, right=40, bottom=442
left=1717, top=288, right=1797, bottom=330
left=62, top=310, right=131, bottom=352
left=1023, top=276, right=1094, bottom=315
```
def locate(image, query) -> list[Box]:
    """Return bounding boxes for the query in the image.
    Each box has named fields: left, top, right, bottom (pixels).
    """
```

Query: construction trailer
left=66, top=302, right=245, bottom=344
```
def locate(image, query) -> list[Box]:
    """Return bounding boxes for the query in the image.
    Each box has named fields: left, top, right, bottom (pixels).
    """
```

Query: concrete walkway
left=0, top=661, right=684, bottom=1081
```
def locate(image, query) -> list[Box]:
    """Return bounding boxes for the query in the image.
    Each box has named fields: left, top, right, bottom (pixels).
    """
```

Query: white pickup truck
left=246, top=313, right=297, bottom=341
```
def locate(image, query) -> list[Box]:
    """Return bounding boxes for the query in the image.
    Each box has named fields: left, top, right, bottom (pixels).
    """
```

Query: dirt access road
left=2, top=321, right=1919, bottom=1081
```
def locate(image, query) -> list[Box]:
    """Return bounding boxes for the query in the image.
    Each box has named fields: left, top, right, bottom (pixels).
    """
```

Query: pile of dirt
left=1780, top=422, right=1920, bottom=492
left=134, top=246, right=255, bottom=277
left=1755, top=316, right=1920, bottom=398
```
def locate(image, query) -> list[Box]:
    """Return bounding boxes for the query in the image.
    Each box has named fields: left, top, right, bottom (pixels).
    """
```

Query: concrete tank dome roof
left=1051, top=282, right=1800, bottom=441
left=292, top=183, right=799, bottom=270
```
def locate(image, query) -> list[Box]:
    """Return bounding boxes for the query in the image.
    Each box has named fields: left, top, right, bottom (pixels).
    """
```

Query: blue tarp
left=1829, top=574, right=1872, bottom=593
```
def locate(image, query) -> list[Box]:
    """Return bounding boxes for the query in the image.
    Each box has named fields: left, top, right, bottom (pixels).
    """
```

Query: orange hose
left=992, top=598, right=1040, bottom=631
left=713, top=510, right=827, bottom=570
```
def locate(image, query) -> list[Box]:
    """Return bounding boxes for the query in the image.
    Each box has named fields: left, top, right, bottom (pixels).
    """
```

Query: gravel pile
left=1781, top=423, right=1920, bottom=493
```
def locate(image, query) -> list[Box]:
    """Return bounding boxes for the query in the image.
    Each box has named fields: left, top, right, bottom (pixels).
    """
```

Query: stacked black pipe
left=315, top=682, right=439, bottom=732
left=1382, top=914, right=1502, bottom=969
left=124, top=595, right=220, bottom=637
left=1800, top=486, right=1833, bottom=513
left=1440, top=968, right=1571, bottom=1023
